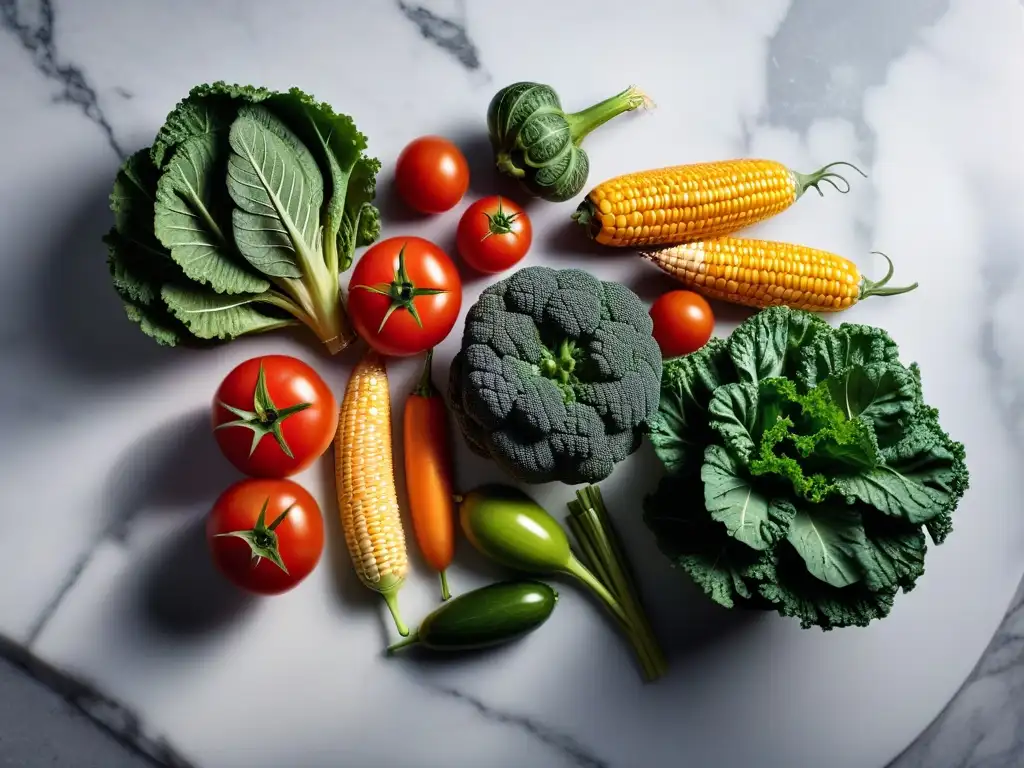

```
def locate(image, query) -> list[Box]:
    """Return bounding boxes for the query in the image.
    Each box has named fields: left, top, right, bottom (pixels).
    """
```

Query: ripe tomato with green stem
left=206, top=478, right=325, bottom=595
left=649, top=290, right=716, bottom=358
left=347, top=236, right=462, bottom=357
left=212, top=356, right=338, bottom=478
left=394, top=135, right=469, bottom=214
left=456, top=195, right=533, bottom=274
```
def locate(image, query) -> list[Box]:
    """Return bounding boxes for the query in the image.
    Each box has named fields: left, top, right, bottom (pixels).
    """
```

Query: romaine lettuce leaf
left=161, top=284, right=295, bottom=341
left=154, top=133, right=269, bottom=294
left=106, top=81, right=382, bottom=354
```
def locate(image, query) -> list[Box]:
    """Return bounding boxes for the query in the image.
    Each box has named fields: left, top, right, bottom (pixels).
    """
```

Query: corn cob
left=574, top=159, right=865, bottom=247
left=640, top=237, right=917, bottom=312
left=335, top=348, right=410, bottom=636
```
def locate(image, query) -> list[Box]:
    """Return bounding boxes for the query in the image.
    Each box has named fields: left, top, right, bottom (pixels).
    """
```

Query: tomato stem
left=214, top=362, right=312, bottom=458
left=213, top=498, right=292, bottom=574
left=480, top=196, right=521, bottom=241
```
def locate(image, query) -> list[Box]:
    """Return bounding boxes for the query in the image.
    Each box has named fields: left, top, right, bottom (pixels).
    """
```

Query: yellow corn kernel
left=335, top=349, right=410, bottom=635
left=575, top=159, right=865, bottom=248
left=639, top=237, right=917, bottom=313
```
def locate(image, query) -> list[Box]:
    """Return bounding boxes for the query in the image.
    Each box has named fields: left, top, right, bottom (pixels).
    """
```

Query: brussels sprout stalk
left=566, top=86, right=651, bottom=146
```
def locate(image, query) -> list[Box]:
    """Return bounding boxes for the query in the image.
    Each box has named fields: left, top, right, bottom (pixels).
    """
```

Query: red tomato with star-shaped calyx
left=346, top=236, right=462, bottom=357
left=206, top=477, right=324, bottom=595
left=211, top=355, right=338, bottom=478
left=456, top=195, right=533, bottom=274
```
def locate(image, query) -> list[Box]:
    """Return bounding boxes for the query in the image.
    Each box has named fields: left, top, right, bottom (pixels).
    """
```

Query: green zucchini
left=387, top=580, right=558, bottom=653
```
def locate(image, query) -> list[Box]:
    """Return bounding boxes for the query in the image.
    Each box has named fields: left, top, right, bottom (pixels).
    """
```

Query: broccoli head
left=448, top=266, right=662, bottom=484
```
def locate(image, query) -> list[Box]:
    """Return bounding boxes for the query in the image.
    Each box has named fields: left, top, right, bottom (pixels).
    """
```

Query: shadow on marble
left=445, top=128, right=535, bottom=206
left=598, top=475, right=767, bottom=660
left=30, top=175, right=172, bottom=382
left=139, top=512, right=255, bottom=638
left=540, top=212, right=617, bottom=263
left=107, top=408, right=255, bottom=637
left=102, top=410, right=232, bottom=543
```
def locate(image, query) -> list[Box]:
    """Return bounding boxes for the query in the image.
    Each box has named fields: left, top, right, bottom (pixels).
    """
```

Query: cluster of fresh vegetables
left=296, top=122, right=663, bottom=669
left=105, top=74, right=971, bottom=690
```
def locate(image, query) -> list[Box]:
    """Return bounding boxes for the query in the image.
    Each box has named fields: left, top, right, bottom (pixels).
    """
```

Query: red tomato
left=456, top=195, right=533, bottom=274
left=206, top=478, right=324, bottom=595
left=649, top=290, right=716, bottom=358
left=212, top=355, right=337, bottom=478
left=347, top=236, right=462, bottom=357
left=394, top=136, right=469, bottom=214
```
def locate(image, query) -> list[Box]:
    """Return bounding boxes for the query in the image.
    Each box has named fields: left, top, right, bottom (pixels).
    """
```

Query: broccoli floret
left=449, top=266, right=662, bottom=484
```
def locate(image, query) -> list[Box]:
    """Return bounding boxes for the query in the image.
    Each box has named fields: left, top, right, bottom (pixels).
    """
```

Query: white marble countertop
left=1, top=1, right=1023, bottom=767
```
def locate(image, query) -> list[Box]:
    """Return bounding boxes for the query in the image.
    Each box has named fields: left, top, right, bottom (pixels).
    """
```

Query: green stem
left=564, top=555, right=631, bottom=629
left=567, top=513, right=612, bottom=589
left=386, top=631, right=420, bottom=654
left=324, top=218, right=339, bottom=277
left=414, top=349, right=436, bottom=398
left=859, top=252, right=918, bottom=300
left=583, top=491, right=667, bottom=678
left=579, top=511, right=660, bottom=680
left=793, top=160, right=867, bottom=200
left=439, top=569, right=451, bottom=601
left=567, top=510, right=660, bottom=681
left=381, top=588, right=409, bottom=637
left=572, top=486, right=667, bottom=680
left=564, top=86, right=650, bottom=146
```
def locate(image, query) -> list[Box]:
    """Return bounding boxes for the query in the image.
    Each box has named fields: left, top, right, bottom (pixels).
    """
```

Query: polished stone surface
left=1, top=1, right=1022, bottom=766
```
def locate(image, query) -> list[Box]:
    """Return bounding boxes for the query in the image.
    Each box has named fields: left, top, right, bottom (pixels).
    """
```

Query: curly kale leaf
left=726, top=305, right=829, bottom=385
left=648, top=336, right=734, bottom=475
left=643, top=472, right=760, bottom=610
left=701, top=445, right=796, bottom=551
left=645, top=306, right=969, bottom=630
left=448, top=266, right=661, bottom=485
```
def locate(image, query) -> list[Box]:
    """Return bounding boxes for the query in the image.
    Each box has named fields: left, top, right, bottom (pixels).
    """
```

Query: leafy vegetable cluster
left=644, top=307, right=969, bottom=630
left=448, top=266, right=662, bottom=485
left=105, top=82, right=381, bottom=352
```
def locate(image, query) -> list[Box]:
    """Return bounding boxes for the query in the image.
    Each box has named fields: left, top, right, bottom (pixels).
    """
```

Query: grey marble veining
left=890, top=580, right=1024, bottom=768
left=1, top=0, right=1022, bottom=766
left=0, top=0, right=124, bottom=158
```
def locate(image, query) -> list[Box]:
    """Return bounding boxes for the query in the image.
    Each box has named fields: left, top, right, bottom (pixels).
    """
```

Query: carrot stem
left=414, top=348, right=436, bottom=397
left=439, top=570, right=451, bottom=601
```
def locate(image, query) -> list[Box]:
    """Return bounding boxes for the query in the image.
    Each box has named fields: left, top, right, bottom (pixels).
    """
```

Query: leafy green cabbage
left=104, top=82, right=381, bottom=353
left=644, top=307, right=969, bottom=630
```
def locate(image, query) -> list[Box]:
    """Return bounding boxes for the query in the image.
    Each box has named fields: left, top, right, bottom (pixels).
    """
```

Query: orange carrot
left=403, top=349, right=456, bottom=600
